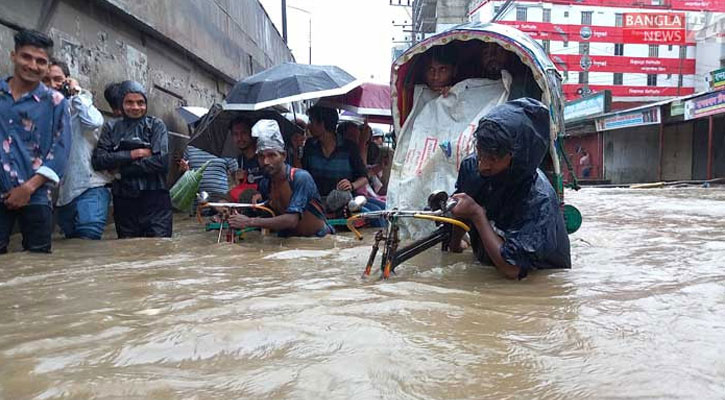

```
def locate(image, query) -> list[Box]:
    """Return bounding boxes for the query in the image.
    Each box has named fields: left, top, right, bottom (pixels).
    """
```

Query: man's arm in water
left=451, top=193, right=521, bottom=280
left=228, top=213, right=299, bottom=231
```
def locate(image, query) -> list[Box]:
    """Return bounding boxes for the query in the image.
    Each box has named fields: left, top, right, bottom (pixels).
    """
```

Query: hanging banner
left=684, top=90, right=725, bottom=120
left=595, top=107, right=661, bottom=131
left=556, top=54, right=695, bottom=74
left=563, top=85, right=695, bottom=100
left=469, top=0, right=725, bottom=14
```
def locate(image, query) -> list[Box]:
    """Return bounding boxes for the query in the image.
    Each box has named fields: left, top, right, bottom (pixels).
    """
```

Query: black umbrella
left=188, top=103, right=303, bottom=158
left=224, top=62, right=360, bottom=111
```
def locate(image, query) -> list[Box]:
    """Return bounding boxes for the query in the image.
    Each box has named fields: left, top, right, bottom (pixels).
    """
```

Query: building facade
left=468, top=0, right=725, bottom=108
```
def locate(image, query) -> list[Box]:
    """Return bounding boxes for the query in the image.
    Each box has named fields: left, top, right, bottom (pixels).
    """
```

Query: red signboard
left=469, top=0, right=725, bottom=14
left=497, top=20, right=695, bottom=45
left=623, top=13, right=687, bottom=44
left=550, top=54, right=695, bottom=74
left=563, top=84, right=695, bottom=100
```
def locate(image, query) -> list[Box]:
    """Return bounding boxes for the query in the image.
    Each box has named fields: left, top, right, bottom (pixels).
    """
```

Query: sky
left=258, top=0, right=412, bottom=83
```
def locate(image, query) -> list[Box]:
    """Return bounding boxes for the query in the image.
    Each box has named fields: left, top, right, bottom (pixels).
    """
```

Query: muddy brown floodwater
left=1, top=187, right=724, bottom=399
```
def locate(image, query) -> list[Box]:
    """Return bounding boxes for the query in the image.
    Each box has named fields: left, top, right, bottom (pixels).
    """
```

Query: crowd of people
left=0, top=29, right=392, bottom=254
left=1, top=29, right=570, bottom=279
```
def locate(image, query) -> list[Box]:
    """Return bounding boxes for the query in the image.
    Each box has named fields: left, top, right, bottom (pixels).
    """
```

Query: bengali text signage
left=595, top=107, right=661, bottom=131
left=684, top=90, right=725, bottom=120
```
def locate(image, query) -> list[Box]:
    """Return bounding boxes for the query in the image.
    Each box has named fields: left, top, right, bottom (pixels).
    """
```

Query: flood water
left=1, top=187, right=724, bottom=399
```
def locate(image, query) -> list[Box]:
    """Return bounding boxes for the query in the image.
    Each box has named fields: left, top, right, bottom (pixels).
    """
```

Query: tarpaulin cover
left=386, top=77, right=510, bottom=239
left=454, top=98, right=571, bottom=278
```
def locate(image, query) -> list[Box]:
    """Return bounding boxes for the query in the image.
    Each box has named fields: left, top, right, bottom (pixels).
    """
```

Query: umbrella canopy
left=176, top=106, right=208, bottom=125
left=188, top=104, right=303, bottom=158
left=224, top=62, right=361, bottom=111
left=321, top=82, right=391, bottom=117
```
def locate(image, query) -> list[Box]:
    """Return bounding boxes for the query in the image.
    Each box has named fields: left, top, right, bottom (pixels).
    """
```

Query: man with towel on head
left=228, top=119, right=333, bottom=238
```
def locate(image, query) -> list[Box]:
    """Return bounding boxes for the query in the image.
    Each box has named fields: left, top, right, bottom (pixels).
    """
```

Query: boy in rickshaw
left=449, top=98, right=571, bottom=279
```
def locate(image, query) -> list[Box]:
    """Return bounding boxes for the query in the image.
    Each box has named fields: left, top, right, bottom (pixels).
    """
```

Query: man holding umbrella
left=228, top=119, right=332, bottom=238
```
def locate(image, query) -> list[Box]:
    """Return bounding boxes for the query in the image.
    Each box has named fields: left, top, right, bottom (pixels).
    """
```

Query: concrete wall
left=0, top=0, right=293, bottom=134
left=662, top=123, right=693, bottom=181
left=603, top=125, right=659, bottom=184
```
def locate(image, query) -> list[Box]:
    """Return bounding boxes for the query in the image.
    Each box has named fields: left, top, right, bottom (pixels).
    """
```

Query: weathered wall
left=563, top=132, right=602, bottom=181
left=0, top=0, right=293, bottom=134
left=692, top=115, right=725, bottom=179
left=662, top=123, right=693, bottom=181
left=603, top=126, right=659, bottom=184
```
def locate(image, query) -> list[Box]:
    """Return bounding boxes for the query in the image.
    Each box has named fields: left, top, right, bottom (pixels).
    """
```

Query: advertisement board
left=623, top=13, right=687, bottom=44
left=551, top=54, right=695, bottom=74
left=595, top=107, right=661, bottom=131
left=564, top=91, right=611, bottom=122
left=710, top=68, right=725, bottom=90
left=684, top=90, right=725, bottom=120
left=563, top=85, right=695, bottom=100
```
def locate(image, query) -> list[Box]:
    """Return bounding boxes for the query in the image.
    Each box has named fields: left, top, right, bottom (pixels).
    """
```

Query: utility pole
left=282, top=0, right=288, bottom=43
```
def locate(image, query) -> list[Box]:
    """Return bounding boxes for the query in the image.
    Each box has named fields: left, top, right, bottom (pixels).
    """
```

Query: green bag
left=170, top=160, right=211, bottom=212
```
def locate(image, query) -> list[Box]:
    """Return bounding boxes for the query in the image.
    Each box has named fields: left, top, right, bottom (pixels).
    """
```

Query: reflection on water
left=1, top=187, right=724, bottom=399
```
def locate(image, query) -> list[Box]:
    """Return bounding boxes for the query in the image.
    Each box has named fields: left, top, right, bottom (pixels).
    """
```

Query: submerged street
left=1, top=186, right=724, bottom=399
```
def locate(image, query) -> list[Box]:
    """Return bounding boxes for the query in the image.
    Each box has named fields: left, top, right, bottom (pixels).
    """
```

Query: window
left=581, top=11, right=593, bottom=25
left=579, top=42, right=590, bottom=55
left=614, top=43, right=624, bottom=56
left=649, top=45, right=659, bottom=57
left=614, top=73, right=623, bottom=85
left=516, top=7, right=527, bottom=21
left=647, top=74, right=657, bottom=86
left=678, top=74, right=684, bottom=87
left=679, top=45, right=687, bottom=59
left=579, top=71, right=589, bottom=84
left=668, top=44, right=673, bottom=51
left=563, top=38, right=569, bottom=47
left=615, top=13, right=623, bottom=27
left=543, top=9, right=551, bottom=23
left=564, top=11, right=569, bottom=18
left=542, top=39, right=550, bottom=53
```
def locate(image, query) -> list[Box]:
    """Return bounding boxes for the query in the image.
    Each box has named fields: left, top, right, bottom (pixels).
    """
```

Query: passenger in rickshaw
left=227, top=117, right=263, bottom=203
left=227, top=119, right=333, bottom=237
left=422, top=46, right=458, bottom=97
left=479, top=43, right=542, bottom=101
left=302, top=106, right=385, bottom=221
left=448, top=98, right=571, bottom=279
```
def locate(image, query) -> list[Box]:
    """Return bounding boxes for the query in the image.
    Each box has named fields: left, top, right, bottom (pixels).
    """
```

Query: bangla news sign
left=595, top=107, right=661, bottom=131
left=623, top=13, right=687, bottom=45
left=684, top=90, right=725, bottom=120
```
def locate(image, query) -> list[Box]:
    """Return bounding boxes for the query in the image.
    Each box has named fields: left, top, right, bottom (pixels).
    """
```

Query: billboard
left=623, top=13, right=687, bottom=45
left=684, top=90, right=725, bottom=120
left=595, top=107, right=661, bottom=131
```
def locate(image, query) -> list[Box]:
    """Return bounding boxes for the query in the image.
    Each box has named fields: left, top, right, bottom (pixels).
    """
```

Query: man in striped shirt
left=179, top=145, right=237, bottom=201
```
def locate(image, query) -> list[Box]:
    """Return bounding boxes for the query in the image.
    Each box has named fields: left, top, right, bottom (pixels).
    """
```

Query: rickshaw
left=349, top=21, right=581, bottom=279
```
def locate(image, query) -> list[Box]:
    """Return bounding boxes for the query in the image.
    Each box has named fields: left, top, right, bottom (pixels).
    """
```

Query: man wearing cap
left=228, top=119, right=332, bottom=237
left=92, top=80, right=172, bottom=238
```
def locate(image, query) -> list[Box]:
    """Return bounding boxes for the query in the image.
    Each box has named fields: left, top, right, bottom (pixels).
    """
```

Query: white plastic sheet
left=387, top=77, right=510, bottom=239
